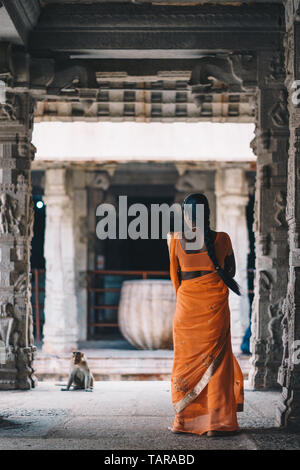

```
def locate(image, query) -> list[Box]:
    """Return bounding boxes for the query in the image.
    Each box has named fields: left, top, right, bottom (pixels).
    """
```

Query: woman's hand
left=167, top=232, right=173, bottom=256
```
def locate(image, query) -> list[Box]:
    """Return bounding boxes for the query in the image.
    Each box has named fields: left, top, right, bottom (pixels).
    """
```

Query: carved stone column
left=84, top=171, right=113, bottom=339
left=248, top=50, right=289, bottom=390
left=73, top=169, right=88, bottom=341
left=215, top=167, right=250, bottom=351
left=86, top=170, right=111, bottom=271
left=42, top=168, right=78, bottom=353
left=276, top=1, right=300, bottom=428
left=0, top=89, right=37, bottom=389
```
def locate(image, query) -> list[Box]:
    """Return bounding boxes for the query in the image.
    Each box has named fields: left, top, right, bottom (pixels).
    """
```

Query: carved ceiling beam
left=0, top=43, right=256, bottom=103
left=29, top=4, right=284, bottom=56
left=38, top=0, right=284, bottom=4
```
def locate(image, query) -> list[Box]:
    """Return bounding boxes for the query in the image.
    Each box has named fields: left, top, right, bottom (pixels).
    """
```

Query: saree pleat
left=170, top=235, right=244, bottom=436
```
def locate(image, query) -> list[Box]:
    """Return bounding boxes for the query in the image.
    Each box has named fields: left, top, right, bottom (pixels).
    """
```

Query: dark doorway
left=241, top=177, right=256, bottom=355
left=105, top=194, right=173, bottom=271
left=31, top=194, right=46, bottom=270
left=30, top=185, right=46, bottom=343
left=89, top=189, right=175, bottom=340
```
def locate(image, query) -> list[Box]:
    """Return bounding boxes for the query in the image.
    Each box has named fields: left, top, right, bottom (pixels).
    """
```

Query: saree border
left=173, top=330, right=229, bottom=414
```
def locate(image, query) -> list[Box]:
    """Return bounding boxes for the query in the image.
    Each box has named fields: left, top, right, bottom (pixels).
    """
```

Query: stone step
left=34, top=348, right=251, bottom=382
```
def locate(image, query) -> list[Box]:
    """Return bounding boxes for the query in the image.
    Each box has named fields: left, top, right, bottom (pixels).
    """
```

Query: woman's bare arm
left=167, top=232, right=173, bottom=256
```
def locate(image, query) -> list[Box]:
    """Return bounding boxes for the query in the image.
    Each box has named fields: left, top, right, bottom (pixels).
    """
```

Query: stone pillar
left=86, top=171, right=111, bottom=271
left=73, top=169, right=88, bottom=341
left=276, top=1, right=300, bottom=428
left=248, top=50, right=289, bottom=389
left=42, top=168, right=78, bottom=353
left=0, top=89, right=37, bottom=389
left=215, top=167, right=250, bottom=352
left=86, top=171, right=113, bottom=339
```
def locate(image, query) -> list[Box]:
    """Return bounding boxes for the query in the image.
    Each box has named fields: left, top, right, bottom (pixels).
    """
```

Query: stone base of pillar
left=0, top=368, right=18, bottom=390
left=275, top=387, right=300, bottom=431
left=42, top=334, right=78, bottom=355
left=275, top=386, right=291, bottom=427
left=249, top=350, right=282, bottom=391
left=264, top=342, right=283, bottom=390
left=0, top=345, right=37, bottom=390
left=248, top=339, right=267, bottom=390
left=16, top=346, right=38, bottom=390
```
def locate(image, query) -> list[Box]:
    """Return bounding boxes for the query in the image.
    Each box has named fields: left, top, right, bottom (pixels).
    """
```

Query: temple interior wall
left=30, top=162, right=255, bottom=346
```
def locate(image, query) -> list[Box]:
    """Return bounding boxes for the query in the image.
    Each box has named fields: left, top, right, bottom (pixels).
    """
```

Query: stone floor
left=0, top=381, right=299, bottom=450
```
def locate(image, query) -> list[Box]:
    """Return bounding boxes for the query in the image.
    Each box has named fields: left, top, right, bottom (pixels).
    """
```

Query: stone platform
left=34, top=340, right=251, bottom=381
left=0, top=381, right=299, bottom=450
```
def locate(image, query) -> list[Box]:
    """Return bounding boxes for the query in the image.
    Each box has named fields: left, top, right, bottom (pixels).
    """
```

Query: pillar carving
left=42, top=168, right=78, bottom=353
left=248, top=49, right=289, bottom=389
left=276, top=1, right=300, bottom=428
left=215, top=167, right=250, bottom=351
left=0, top=88, right=36, bottom=389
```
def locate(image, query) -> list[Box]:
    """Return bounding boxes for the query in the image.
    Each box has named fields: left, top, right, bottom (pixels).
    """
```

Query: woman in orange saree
left=168, top=193, right=244, bottom=437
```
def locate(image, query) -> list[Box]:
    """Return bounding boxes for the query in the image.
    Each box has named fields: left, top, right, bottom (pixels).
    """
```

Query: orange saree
left=169, top=232, right=244, bottom=435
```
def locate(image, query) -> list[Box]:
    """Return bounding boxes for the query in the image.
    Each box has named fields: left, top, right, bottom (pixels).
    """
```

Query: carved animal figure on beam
left=189, top=56, right=244, bottom=93
left=48, top=63, right=98, bottom=96
left=188, top=54, right=256, bottom=110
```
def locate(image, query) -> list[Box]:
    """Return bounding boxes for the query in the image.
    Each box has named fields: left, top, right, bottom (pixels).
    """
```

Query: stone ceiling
left=39, top=0, right=283, bottom=4
left=0, top=0, right=282, bottom=123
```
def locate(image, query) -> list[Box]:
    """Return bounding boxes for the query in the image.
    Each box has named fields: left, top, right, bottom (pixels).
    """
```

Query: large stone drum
left=118, top=279, right=176, bottom=350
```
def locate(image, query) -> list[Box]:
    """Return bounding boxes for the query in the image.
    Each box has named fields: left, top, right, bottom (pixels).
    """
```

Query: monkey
left=61, top=351, right=94, bottom=392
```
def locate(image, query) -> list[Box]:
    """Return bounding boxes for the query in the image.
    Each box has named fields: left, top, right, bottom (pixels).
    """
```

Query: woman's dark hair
left=182, top=193, right=241, bottom=296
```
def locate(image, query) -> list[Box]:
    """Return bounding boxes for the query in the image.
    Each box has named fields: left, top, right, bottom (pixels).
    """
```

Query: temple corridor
left=1, top=0, right=300, bottom=446
left=0, top=381, right=299, bottom=450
